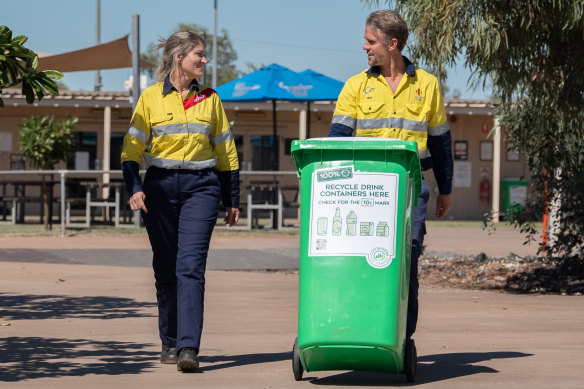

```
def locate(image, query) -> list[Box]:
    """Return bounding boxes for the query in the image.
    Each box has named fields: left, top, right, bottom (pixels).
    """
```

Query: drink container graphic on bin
left=332, top=207, right=342, bottom=236
left=346, top=210, right=357, bottom=236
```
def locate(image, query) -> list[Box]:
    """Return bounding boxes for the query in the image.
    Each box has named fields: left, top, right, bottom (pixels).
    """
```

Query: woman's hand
left=129, top=191, right=148, bottom=213
left=224, top=207, right=240, bottom=226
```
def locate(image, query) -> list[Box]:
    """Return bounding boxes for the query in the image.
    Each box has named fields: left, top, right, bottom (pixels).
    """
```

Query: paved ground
left=1, top=225, right=582, bottom=388
left=0, top=223, right=540, bottom=270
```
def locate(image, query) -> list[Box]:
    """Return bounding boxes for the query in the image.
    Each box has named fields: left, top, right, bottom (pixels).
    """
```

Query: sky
left=3, top=0, right=490, bottom=99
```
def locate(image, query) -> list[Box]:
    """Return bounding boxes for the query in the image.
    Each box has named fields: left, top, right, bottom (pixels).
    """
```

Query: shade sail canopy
left=36, top=35, right=154, bottom=72
left=215, top=64, right=341, bottom=102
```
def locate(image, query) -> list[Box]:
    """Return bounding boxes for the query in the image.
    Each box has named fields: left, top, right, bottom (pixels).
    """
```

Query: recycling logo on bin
left=309, top=165, right=399, bottom=269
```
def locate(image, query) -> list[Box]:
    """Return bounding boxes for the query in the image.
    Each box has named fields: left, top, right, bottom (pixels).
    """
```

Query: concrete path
left=0, top=223, right=541, bottom=271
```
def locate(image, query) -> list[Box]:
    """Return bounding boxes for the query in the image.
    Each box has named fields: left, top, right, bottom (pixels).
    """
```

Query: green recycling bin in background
left=500, top=178, right=528, bottom=219
left=290, top=138, right=421, bottom=382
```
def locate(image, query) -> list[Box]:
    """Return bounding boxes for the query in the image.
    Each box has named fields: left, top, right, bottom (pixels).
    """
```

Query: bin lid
left=501, top=178, right=528, bottom=184
left=292, top=137, right=419, bottom=152
left=291, top=137, right=421, bottom=195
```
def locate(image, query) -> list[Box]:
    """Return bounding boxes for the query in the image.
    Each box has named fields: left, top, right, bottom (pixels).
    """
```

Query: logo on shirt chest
left=414, top=88, right=424, bottom=102
left=183, top=88, right=216, bottom=110
left=363, top=86, right=375, bottom=100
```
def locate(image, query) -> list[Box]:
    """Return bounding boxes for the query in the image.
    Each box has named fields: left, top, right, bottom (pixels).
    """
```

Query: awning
left=36, top=35, right=154, bottom=72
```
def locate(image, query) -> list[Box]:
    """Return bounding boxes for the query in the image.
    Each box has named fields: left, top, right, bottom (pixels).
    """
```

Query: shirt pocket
left=406, top=102, right=423, bottom=115
left=149, top=114, right=174, bottom=137
left=194, top=108, right=213, bottom=127
left=406, top=102, right=428, bottom=121
left=190, top=108, right=214, bottom=138
left=359, top=100, right=384, bottom=117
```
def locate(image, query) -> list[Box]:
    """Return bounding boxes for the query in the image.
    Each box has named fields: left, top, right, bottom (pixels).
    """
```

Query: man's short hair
left=366, top=10, right=409, bottom=51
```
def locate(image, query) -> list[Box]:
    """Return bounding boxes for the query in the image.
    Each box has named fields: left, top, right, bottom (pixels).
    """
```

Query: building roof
left=1, top=88, right=133, bottom=108
left=0, top=88, right=494, bottom=114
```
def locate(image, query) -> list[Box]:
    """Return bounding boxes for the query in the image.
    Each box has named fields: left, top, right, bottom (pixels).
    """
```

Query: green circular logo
left=367, top=247, right=392, bottom=269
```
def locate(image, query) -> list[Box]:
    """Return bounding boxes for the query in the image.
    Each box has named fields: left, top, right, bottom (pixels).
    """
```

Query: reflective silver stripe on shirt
left=356, top=117, right=428, bottom=132
left=210, top=129, right=234, bottom=146
left=332, top=115, right=357, bottom=129
left=419, top=148, right=429, bottom=159
left=143, top=155, right=218, bottom=170
left=127, top=126, right=148, bottom=143
left=428, top=122, right=450, bottom=136
left=151, top=122, right=212, bottom=138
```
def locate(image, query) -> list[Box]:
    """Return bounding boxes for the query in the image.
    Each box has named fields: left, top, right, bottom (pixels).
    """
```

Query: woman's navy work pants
left=142, top=166, right=220, bottom=354
left=406, top=179, right=430, bottom=340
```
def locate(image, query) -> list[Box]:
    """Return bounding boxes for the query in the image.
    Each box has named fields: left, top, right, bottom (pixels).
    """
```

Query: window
left=110, top=132, right=125, bottom=170
left=250, top=135, right=279, bottom=171
left=234, top=134, right=244, bottom=165
left=10, top=154, right=25, bottom=170
left=68, top=132, right=97, bottom=169
left=285, top=138, right=295, bottom=156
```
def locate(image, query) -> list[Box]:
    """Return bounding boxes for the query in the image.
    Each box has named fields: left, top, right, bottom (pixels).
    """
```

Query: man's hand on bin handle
left=435, top=194, right=451, bottom=219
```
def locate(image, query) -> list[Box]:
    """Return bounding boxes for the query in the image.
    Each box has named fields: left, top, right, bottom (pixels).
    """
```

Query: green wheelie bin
left=290, top=138, right=422, bottom=382
left=500, top=178, right=528, bottom=220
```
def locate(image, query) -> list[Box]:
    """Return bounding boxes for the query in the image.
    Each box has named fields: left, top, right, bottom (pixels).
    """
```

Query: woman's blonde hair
left=155, top=31, right=205, bottom=82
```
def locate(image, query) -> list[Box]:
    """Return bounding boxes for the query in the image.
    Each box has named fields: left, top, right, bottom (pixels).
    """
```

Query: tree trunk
left=41, top=174, right=51, bottom=231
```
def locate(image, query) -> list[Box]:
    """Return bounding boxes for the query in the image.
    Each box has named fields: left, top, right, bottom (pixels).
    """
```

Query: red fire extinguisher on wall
left=480, top=177, right=491, bottom=203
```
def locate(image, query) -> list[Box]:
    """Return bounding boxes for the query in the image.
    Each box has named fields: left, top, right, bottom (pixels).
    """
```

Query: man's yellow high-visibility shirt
left=330, top=61, right=452, bottom=195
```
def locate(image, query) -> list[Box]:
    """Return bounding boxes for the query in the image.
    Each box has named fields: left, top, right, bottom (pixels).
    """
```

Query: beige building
left=0, top=88, right=529, bottom=222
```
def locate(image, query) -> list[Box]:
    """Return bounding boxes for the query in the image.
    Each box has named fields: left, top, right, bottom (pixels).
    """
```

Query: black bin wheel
left=404, top=338, right=417, bottom=382
left=292, top=337, right=304, bottom=381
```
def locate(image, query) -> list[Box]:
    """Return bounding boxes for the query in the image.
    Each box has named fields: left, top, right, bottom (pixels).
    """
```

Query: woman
left=121, top=31, right=240, bottom=372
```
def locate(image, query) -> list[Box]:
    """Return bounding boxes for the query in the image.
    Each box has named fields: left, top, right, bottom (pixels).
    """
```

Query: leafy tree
left=55, top=80, right=69, bottom=90
left=19, top=116, right=77, bottom=230
left=0, top=25, right=63, bottom=107
left=362, top=1, right=584, bottom=260
left=243, top=61, right=265, bottom=74
left=141, top=23, right=243, bottom=87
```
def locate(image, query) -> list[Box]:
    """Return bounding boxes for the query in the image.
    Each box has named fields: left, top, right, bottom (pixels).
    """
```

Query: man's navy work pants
left=406, top=179, right=430, bottom=340
left=142, top=166, right=220, bottom=354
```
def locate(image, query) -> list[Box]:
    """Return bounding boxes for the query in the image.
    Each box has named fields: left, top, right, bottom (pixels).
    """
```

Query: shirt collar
left=162, top=77, right=200, bottom=95
left=366, top=55, right=416, bottom=77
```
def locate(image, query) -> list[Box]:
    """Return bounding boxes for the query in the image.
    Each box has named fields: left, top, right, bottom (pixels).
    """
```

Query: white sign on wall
left=453, top=161, right=472, bottom=188
left=75, top=151, right=90, bottom=170
left=0, top=132, right=13, bottom=152
left=308, top=166, right=399, bottom=269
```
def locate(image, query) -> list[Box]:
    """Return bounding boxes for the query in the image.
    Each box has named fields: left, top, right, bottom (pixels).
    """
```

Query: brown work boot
left=177, top=347, right=199, bottom=372
left=161, top=344, right=177, bottom=364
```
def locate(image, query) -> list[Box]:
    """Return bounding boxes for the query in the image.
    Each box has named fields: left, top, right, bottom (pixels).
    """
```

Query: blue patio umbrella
left=298, top=69, right=345, bottom=91
left=216, top=63, right=341, bottom=102
left=216, top=64, right=344, bottom=170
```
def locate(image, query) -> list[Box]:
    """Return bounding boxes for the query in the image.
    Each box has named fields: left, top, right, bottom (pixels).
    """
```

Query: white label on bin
left=308, top=166, right=399, bottom=269
left=509, top=185, right=527, bottom=206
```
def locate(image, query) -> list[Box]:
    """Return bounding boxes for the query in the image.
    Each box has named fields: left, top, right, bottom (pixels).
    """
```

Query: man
left=329, top=10, right=453, bottom=341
